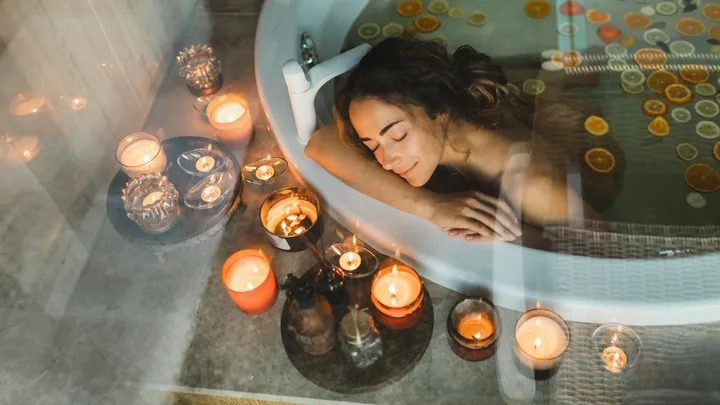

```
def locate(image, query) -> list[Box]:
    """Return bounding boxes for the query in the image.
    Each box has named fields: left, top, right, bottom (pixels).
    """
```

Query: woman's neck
left=439, top=120, right=494, bottom=168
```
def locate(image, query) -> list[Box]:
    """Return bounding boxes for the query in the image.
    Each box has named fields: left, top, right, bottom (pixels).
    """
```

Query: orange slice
left=624, top=12, right=652, bottom=29
left=664, top=84, right=693, bottom=104
left=646, top=70, right=678, bottom=94
left=597, top=24, right=622, bottom=43
left=397, top=0, right=424, bottom=17
left=525, top=0, right=551, bottom=19
left=584, top=115, right=610, bottom=136
left=619, top=35, right=637, bottom=48
left=560, top=1, right=585, bottom=17
left=414, top=15, right=441, bottom=33
left=676, top=18, right=706, bottom=36
left=586, top=9, right=611, bottom=24
left=713, top=141, right=720, bottom=163
left=684, top=163, right=720, bottom=192
left=585, top=148, right=616, bottom=173
left=679, top=65, right=709, bottom=84
left=709, top=25, right=720, bottom=41
left=634, top=48, right=667, bottom=69
left=648, top=116, right=670, bottom=136
left=703, top=4, right=720, bottom=22
left=642, top=99, right=668, bottom=117
left=551, top=50, right=583, bottom=68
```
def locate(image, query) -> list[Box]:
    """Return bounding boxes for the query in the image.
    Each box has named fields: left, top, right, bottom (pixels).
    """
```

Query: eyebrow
left=359, top=120, right=402, bottom=142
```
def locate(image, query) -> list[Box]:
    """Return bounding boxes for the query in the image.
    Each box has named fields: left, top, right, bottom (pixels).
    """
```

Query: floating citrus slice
left=382, top=23, right=405, bottom=38
left=713, top=141, right=720, bottom=162
left=713, top=45, right=720, bottom=54
left=676, top=18, right=706, bottom=36
left=415, top=15, right=441, bottom=32
left=679, top=65, right=709, bottom=83
left=449, top=7, right=464, bottom=18
left=656, top=1, right=678, bottom=15
left=648, top=116, right=671, bottom=136
left=677, top=143, right=698, bottom=160
left=586, top=9, right=611, bottom=24
left=552, top=50, right=583, bottom=68
left=584, top=115, right=610, bottom=136
left=664, top=83, right=693, bottom=104
left=641, top=6, right=656, bottom=16
left=695, top=100, right=720, bottom=118
left=608, top=58, right=629, bottom=72
left=621, top=69, right=646, bottom=86
left=695, top=83, right=717, bottom=97
left=605, top=43, right=627, bottom=57
left=696, top=121, right=720, bottom=139
left=398, top=0, right=424, bottom=17
left=709, top=25, right=720, bottom=41
left=560, top=1, right=585, bottom=17
left=647, top=70, right=678, bottom=94
left=525, top=0, right=551, bottom=19
left=642, top=99, right=669, bottom=116
left=702, top=4, right=720, bottom=22
left=597, top=24, right=622, bottom=43
left=634, top=48, right=667, bottom=69
left=428, top=0, right=449, bottom=15
left=671, top=107, right=692, bottom=122
left=643, top=28, right=670, bottom=44
left=522, top=79, right=546, bottom=95
left=357, top=23, right=381, bottom=40
left=558, top=22, right=579, bottom=36
left=619, top=35, right=638, bottom=48
left=684, top=163, right=720, bottom=192
left=686, top=192, right=707, bottom=208
left=467, top=11, right=488, bottom=26
left=669, top=40, right=695, bottom=56
left=542, top=60, right=565, bottom=72
left=585, top=148, right=616, bottom=173
left=622, top=82, right=644, bottom=94
left=624, top=12, right=652, bottom=29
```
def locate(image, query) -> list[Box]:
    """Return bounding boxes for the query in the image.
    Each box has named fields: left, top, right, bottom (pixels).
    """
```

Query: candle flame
left=613, top=352, right=619, bottom=363
left=533, top=337, right=542, bottom=351
left=474, top=332, right=482, bottom=339
left=252, top=266, right=258, bottom=273
left=23, top=150, right=30, bottom=157
left=285, top=207, right=290, bottom=215
left=247, top=282, right=255, bottom=290
left=391, top=297, right=397, bottom=306
left=389, top=283, right=397, bottom=295
left=352, top=235, right=357, bottom=245
left=392, top=265, right=398, bottom=276
left=294, top=227, right=305, bottom=235
left=266, top=155, right=271, bottom=160
left=143, top=155, right=151, bottom=163
left=331, top=245, right=342, bottom=256
left=611, top=333, right=618, bottom=345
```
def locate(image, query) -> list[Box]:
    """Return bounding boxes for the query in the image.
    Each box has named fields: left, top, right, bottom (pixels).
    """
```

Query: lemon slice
left=695, top=100, right=719, bottom=118
left=468, top=11, right=488, bottom=26
left=641, top=6, right=656, bottom=16
left=357, top=23, right=381, bottom=40
left=429, top=0, right=450, bottom=15
left=621, top=69, right=646, bottom=86
left=656, top=1, right=678, bottom=15
left=676, top=143, right=698, bottom=160
left=382, top=23, right=404, bottom=38
left=669, top=40, right=695, bottom=56
left=643, top=28, right=670, bottom=45
left=541, top=60, right=565, bottom=72
left=541, top=49, right=558, bottom=59
left=522, top=79, right=546, bottom=95
left=695, top=83, right=716, bottom=97
left=605, top=43, right=628, bottom=57
left=671, top=107, right=692, bottom=122
left=449, top=7, right=464, bottom=18
left=608, top=58, right=629, bottom=72
left=557, top=22, right=579, bottom=37
left=686, top=192, right=706, bottom=209
left=696, top=121, right=720, bottom=139
left=621, top=82, right=644, bottom=94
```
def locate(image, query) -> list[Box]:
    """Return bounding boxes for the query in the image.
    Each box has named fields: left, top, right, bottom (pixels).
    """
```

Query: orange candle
left=221, top=250, right=277, bottom=315
left=370, top=264, right=424, bottom=330
left=447, top=297, right=500, bottom=361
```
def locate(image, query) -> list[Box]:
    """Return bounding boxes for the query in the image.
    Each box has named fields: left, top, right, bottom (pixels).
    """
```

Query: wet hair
left=335, top=37, right=509, bottom=154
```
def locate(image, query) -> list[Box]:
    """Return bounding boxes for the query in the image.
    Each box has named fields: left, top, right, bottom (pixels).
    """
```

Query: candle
left=196, top=156, right=215, bottom=172
left=592, top=324, right=641, bottom=374
left=201, top=185, right=222, bottom=203
left=458, top=315, right=495, bottom=340
left=255, top=164, right=275, bottom=181
left=339, top=251, right=361, bottom=271
left=447, top=297, right=500, bottom=361
left=513, top=309, right=570, bottom=380
left=327, top=241, right=379, bottom=309
left=371, top=263, right=425, bottom=330
left=116, top=132, right=168, bottom=178
left=601, top=345, right=627, bottom=373
left=206, top=94, right=254, bottom=150
left=260, top=187, right=323, bottom=252
left=221, top=250, right=278, bottom=315
left=142, top=191, right=164, bottom=207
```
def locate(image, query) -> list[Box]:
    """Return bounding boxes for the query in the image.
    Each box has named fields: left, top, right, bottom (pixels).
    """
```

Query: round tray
left=107, top=136, right=243, bottom=252
left=280, top=264, right=434, bottom=394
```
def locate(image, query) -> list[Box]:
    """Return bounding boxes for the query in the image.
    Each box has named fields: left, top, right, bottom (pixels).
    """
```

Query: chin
left=405, top=170, right=432, bottom=188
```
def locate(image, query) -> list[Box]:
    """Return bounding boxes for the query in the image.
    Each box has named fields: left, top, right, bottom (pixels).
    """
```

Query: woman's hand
left=426, top=191, right=522, bottom=241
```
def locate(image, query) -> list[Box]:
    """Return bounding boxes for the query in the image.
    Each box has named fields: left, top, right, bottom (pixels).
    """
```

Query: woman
left=306, top=38, right=619, bottom=243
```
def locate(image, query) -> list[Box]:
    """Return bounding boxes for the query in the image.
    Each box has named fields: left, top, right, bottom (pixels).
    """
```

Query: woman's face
left=348, top=98, right=445, bottom=187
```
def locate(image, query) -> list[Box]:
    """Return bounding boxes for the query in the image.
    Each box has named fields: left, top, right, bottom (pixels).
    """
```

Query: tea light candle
left=371, top=264, right=425, bottom=330
left=339, top=251, right=361, bottom=271
left=142, top=191, right=164, bottom=207
left=514, top=308, right=570, bottom=380
left=206, top=94, right=253, bottom=150
left=447, top=297, right=500, bottom=361
left=256, top=164, right=275, bottom=181
left=601, top=345, right=627, bottom=373
left=71, top=97, right=87, bottom=110
left=196, top=156, right=215, bottom=172
left=9, top=93, right=45, bottom=116
left=201, top=185, right=222, bottom=203
left=116, top=132, right=168, bottom=178
left=221, top=250, right=278, bottom=315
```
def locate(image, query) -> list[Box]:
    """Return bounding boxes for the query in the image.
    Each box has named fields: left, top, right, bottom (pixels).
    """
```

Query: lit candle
left=458, top=315, right=495, bottom=341
left=201, top=185, right=222, bottom=203
left=206, top=94, right=254, bottom=150
left=447, top=297, right=500, bottom=361
left=514, top=308, right=570, bottom=380
left=116, top=132, right=168, bottom=178
left=339, top=251, right=361, bottom=271
left=255, top=164, right=275, bottom=181
left=196, top=156, right=215, bottom=172
left=9, top=93, right=46, bottom=116
left=142, top=191, right=164, bottom=206
left=601, top=345, right=627, bottom=373
left=371, top=263, right=424, bottom=330
left=221, top=250, right=278, bottom=315
left=260, top=187, right=323, bottom=252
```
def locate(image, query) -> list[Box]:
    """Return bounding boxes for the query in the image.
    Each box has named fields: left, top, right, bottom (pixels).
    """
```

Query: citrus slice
left=428, top=0, right=449, bottom=14
left=664, top=83, right=693, bottom=104
left=648, top=116, right=671, bottom=136
left=586, top=9, right=611, bottom=24
left=397, top=0, right=424, bottom=17
left=449, top=7, right=464, bottom=18
left=695, top=83, right=717, bottom=97
left=634, top=48, right=667, bottom=69
left=696, top=121, right=720, bottom=139
left=713, top=45, right=720, bottom=54
left=541, top=49, right=558, bottom=59
left=684, top=163, right=720, bottom=192
left=525, top=0, right=552, bottom=19
left=415, top=15, right=441, bottom=32
left=585, top=148, right=616, bottom=173
left=647, top=70, right=678, bottom=94
left=467, top=11, right=488, bottom=26
left=679, top=65, right=709, bottom=84
left=671, top=107, right=692, bottom=122
left=669, top=40, right=695, bottom=56
left=695, top=100, right=720, bottom=118
left=677, top=143, right=698, bottom=160
left=642, top=99, right=669, bottom=116
left=560, top=1, right=585, bottom=17
left=542, top=60, right=565, bottom=71
left=598, top=24, right=622, bottom=43
left=622, top=82, right=644, bottom=94
left=552, top=50, right=583, bottom=68
left=676, top=18, right=706, bottom=36
left=709, top=25, right=720, bottom=41
left=656, top=1, right=678, bottom=16
left=643, top=28, right=670, bottom=44
left=686, top=192, right=707, bottom=208
left=621, top=69, right=646, bottom=86
left=357, top=23, right=381, bottom=40
left=382, top=23, right=405, bottom=38
left=713, top=141, right=720, bottom=162
left=702, top=4, right=720, bottom=22
left=608, top=58, right=629, bottom=72
left=523, top=79, right=546, bottom=95
left=641, top=6, right=656, bottom=16
left=619, top=35, right=637, bottom=48
left=584, top=115, right=610, bottom=136
left=558, top=22, right=579, bottom=36
left=605, top=43, right=628, bottom=57
left=624, top=12, right=652, bottom=29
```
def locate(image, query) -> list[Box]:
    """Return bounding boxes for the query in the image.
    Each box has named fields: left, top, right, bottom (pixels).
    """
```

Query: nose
left=380, top=147, right=400, bottom=171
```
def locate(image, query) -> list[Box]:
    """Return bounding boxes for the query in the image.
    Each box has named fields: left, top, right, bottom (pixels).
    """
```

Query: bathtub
left=255, top=0, right=720, bottom=326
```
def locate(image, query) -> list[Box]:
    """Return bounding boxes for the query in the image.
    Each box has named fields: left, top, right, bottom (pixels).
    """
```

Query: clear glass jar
left=339, top=310, right=383, bottom=368
left=115, top=132, right=167, bottom=178
left=121, top=173, right=180, bottom=234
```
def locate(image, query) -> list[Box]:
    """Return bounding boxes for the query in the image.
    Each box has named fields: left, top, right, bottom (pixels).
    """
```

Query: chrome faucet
left=299, top=32, right=320, bottom=72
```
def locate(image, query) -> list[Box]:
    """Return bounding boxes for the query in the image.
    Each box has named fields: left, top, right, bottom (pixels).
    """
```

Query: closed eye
left=395, top=132, right=408, bottom=142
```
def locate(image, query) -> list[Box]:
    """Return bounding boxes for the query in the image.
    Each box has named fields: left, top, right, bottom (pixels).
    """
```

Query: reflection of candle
left=71, top=97, right=87, bottom=110
left=11, top=136, right=40, bottom=161
left=9, top=93, right=46, bottom=116
left=142, top=191, right=164, bottom=206
left=206, top=94, right=254, bottom=150
left=371, top=263, right=424, bottom=330
left=601, top=345, right=627, bottom=373
left=196, top=156, right=215, bottom=172
left=256, top=164, right=275, bottom=181
left=514, top=309, right=570, bottom=379
left=221, top=250, right=278, bottom=315
left=265, top=198, right=318, bottom=237
left=116, top=133, right=168, bottom=178
left=201, top=185, right=221, bottom=203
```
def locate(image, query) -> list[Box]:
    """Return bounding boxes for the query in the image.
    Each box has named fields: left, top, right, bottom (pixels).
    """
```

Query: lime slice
left=695, top=100, right=719, bottom=118
left=696, top=121, right=720, bottom=139
left=429, top=0, right=450, bottom=15
left=541, top=60, right=564, bottom=72
left=468, top=11, right=488, bottom=26
left=643, top=28, right=670, bottom=45
left=608, top=58, right=629, bottom=72
left=382, top=23, right=404, bottom=38
left=669, top=40, right=695, bottom=56
left=656, top=1, right=678, bottom=15
left=522, top=79, right=546, bottom=96
left=541, top=49, right=559, bottom=59
left=621, top=82, right=644, bottom=94
left=357, top=23, right=380, bottom=40
left=449, top=7, right=464, bottom=18
left=605, top=43, right=628, bottom=57
left=695, top=83, right=716, bottom=97
left=507, top=83, right=521, bottom=96
left=557, top=22, right=578, bottom=37
left=641, top=6, right=656, bottom=16
left=676, top=143, right=698, bottom=160
left=621, top=69, right=645, bottom=86
left=686, top=192, right=706, bottom=209
left=671, top=107, right=692, bottom=123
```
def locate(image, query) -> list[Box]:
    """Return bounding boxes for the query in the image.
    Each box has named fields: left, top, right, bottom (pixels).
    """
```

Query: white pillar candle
left=514, top=309, right=570, bottom=371
left=207, top=94, right=254, bottom=150
left=116, top=132, right=168, bottom=178
left=226, top=256, right=270, bottom=292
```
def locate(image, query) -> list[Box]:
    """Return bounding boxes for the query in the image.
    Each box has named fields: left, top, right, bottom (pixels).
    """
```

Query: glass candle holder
left=339, top=310, right=383, bottom=368
left=177, top=146, right=227, bottom=177
left=176, top=44, right=223, bottom=96
left=115, top=132, right=168, bottom=178
left=242, top=157, right=288, bottom=186
left=221, top=249, right=278, bottom=315
left=447, top=297, right=500, bottom=362
left=121, top=174, right=180, bottom=234
left=370, top=263, right=425, bottom=330
left=327, top=241, right=378, bottom=309
left=592, top=324, right=642, bottom=374
left=260, top=187, right=322, bottom=252
left=513, top=308, right=571, bottom=381
left=206, top=94, right=253, bottom=150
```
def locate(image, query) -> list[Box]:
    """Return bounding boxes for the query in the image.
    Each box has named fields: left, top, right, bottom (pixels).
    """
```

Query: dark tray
left=280, top=264, right=434, bottom=394
left=106, top=136, right=243, bottom=251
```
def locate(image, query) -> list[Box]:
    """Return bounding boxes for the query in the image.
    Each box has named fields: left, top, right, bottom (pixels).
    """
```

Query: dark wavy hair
left=335, top=38, right=510, bottom=154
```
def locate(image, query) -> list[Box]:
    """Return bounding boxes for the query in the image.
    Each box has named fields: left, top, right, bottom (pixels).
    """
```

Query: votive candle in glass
left=260, top=187, right=322, bottom=252
left=116, top=132, right=167, bottom=178
left=221, top=249, right=278, bottom=315
left=121, top=174, right=180, bottom=234
left=447, top=297, right=500, bottom=361
left=370, top=263, right=424, bottom=330
left=176, top=44, right=223, bottom=96
left=206, top=94, right=253, bottom=150
left=327, top=239, right=379, bottom=309
left=513, top=308, right=570, bottom=380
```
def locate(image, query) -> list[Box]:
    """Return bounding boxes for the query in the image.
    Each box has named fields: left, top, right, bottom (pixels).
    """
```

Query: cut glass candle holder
left=122, top=173, right=180, bottom=234
left=243, top=157, right=288, bottom=186
left=176, top=44, right=223, bottom=96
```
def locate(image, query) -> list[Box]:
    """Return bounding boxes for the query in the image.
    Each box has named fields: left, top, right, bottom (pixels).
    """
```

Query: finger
left=456, top=218, right=493, bottom=238
left=465, top=234, right=496, bottom=243
left=473, top=192, right=520, bottom=225
left=446, top=229, right=475, bottom=238
left=462, top=208, right=516, bottom=241
left=463, top=202, right=521, bottom=238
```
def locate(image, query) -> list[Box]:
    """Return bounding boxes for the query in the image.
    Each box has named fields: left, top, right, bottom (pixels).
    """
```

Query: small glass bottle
left=339, top=309, right=383, bottom=368
left=283, top=275, right=336, bottom=356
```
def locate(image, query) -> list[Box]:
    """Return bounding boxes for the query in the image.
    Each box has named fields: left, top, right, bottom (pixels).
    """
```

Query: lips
left=399, top=163, right=417, bottom=178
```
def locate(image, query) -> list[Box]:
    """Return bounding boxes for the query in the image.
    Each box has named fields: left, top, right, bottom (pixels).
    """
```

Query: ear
left=435, top=112, right=450, bottom=125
